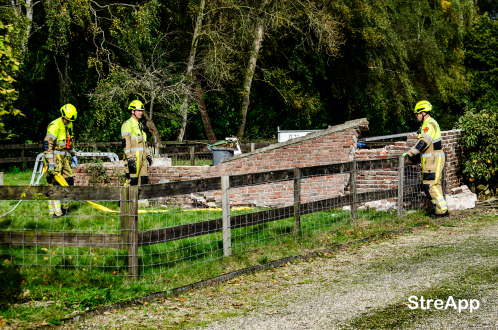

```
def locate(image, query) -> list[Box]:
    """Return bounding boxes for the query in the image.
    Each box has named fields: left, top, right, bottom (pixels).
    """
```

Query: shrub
left=456, top=108, right=498, bottom=195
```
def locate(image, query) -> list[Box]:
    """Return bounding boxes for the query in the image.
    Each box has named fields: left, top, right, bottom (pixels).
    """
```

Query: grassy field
left=0, top=169, right=432, bottom=326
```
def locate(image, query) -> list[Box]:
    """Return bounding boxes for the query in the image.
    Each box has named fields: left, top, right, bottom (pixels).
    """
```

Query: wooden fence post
left=190, top=146, right=195, bottom=166
left=251, top=143, right=255, bottom=152
left=293, top=167, right=301, bottom=236
left=21, top=148, right=25, bottom=171
left=128, top=185, right=139, bottom=282
left=221, top=176, right=231, bottom=257
left=120, top=186, right=130, bottom=250
left=398, top=156, right=404, bottom=218
left=350, top=160, right=357, bottom=225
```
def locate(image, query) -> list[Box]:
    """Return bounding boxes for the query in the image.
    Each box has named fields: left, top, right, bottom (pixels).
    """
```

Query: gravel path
left=61, top=214, right=498, bottom=330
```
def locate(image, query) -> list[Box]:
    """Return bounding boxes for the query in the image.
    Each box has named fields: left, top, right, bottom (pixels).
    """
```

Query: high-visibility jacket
left=407, top=117, right=444, bottom=178
left=43, top=117, right=76, bottom=162
left=121, top=118, right=150, bottom=177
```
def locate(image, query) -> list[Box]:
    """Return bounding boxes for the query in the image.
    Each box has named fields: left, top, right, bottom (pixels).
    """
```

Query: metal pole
left=251, top=143, right=255, bottom=152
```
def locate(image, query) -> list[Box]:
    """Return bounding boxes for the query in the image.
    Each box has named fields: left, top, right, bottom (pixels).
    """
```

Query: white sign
left=277, top=127, right=324, bottom=143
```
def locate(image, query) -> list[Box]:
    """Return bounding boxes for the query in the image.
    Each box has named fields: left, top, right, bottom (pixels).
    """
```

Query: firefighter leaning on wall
left=121, top=100, right=153, bottom=186
left=403, top=100, right=449, bottom=218
left=44, top=104, right=78, bottom=217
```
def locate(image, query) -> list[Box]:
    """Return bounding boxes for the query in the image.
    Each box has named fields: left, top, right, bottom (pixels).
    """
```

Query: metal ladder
left=30, top=151, right=119, bottom=186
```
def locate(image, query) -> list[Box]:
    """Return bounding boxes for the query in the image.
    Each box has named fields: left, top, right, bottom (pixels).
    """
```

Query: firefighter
left=403, top=100, right=448, bottom=218
left=44, top=104, right=78, bottom=217
left=121, top=100, right=153, bottom=186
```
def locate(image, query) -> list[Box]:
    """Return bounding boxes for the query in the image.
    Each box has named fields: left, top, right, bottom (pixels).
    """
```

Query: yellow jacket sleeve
left=407, top=124, right=435, bottom=157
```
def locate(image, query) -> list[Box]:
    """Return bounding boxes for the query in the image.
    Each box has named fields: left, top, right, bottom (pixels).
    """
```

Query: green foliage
left=0, top=21, right=22, bottom=139
left=462, top=14, right=498, bottom=110
left=0, top=0, right=484, bottom=142
left=79, top=288, right=111, bottom=309
left=87, top=159, right=125, bottom=186
left=456, top=108, right=498, bottom=191
left=0, top=262, right=25, bottom=310
left=6, top=165, right=20, bottom=174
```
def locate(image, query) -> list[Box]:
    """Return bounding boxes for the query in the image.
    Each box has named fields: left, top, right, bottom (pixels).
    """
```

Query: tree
left=88, top=0, right=194, bottom=149
left=462, top=14, right=498, bottom=110
left=0, top=21, right=22, bottom=139
left=234, top=0, right=344, bottom=138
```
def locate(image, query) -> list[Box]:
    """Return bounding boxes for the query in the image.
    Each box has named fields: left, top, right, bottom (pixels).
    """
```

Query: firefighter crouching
left=44, top=104, right=78, bottom=217
left=403, top=100, right=449, bottom=218
left=121, top=100, right=153, bottom=186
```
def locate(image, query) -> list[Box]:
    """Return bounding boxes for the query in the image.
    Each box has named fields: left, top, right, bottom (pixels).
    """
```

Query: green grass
left=0, top=169, right=442, bottom=326
left=0, top=202, right=432, bottom=325
left=3, top=169, right=42, bottom=186
left=171, top=156, right=212, bottom=166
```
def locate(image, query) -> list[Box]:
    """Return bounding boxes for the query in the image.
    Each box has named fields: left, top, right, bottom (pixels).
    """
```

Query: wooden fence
left=0, top=156, right=425, bottom=281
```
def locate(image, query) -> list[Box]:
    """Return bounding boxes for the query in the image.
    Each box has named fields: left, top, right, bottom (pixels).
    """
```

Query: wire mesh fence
left=0, top=198, right=129, bottom=281
left=0, top=157, right=444, bottom=285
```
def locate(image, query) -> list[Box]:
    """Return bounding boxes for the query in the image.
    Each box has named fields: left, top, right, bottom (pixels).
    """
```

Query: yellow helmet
left=128, top=100, right=144, bottom=111
left=414, top=100, right=432, bottom=114
left=60, top=104, right=77, bottom=121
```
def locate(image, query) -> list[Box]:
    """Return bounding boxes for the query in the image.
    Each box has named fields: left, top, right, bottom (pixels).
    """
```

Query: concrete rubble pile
left=445, top=185, right=477, bottom=211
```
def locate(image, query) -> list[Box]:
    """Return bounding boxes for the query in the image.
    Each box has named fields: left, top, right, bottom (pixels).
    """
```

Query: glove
left=147, top=155, right=153, bottom=167
left=47, top=163, right=55, bottom=174
left=127, top=158, right=137, bottom=174
left=402, top=153, right=408, bottom=157
left=71, top=156, right=78, bottom=168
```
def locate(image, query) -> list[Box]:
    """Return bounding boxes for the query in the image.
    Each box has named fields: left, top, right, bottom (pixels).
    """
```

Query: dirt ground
left=57, top=212, right=498, bottom=330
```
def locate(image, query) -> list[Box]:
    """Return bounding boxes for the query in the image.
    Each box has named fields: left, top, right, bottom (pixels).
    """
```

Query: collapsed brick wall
left=73, top=122, right=464, bottom=207
left=74, top=119, right=367, bottom=207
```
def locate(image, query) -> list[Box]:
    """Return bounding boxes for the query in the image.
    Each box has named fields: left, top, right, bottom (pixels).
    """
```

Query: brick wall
left=73, top=122, right=464, bottom=207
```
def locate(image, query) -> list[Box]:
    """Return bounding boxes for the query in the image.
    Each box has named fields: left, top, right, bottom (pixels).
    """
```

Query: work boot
left=62, top=209, right=71, bottom=216
left=430, top=211, right=449, bottom=219
left=51, top=213, right=63, bottom=218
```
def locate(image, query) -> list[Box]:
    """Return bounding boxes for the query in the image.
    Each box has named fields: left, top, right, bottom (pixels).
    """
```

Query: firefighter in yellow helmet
left=44, top=104, right=78, bottom=217
left=402, top=101, right=448, bottom=218
left=121, top=100, right=152, bottom=186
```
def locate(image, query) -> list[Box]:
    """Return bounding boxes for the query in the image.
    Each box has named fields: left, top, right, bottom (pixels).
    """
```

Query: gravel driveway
left=62, top=212, right=498, bottom=330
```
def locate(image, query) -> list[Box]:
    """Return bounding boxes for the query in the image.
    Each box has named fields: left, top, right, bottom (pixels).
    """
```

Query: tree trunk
left=142, top=112, right=162, bottom=155
left=177, top=0, right=206, bottom=142
left=14, top=0, right=36, bottom=55
left=196, top=86, right=217, bottom=143
left=237, top=21, right=265, bottom=138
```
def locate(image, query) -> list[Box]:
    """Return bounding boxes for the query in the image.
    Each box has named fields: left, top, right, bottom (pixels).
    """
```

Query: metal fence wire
left=0, top=157, right=445, bottom=284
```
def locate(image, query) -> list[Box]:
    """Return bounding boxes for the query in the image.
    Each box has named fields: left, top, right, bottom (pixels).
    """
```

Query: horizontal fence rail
left=0, top=141, right=274, bottom=165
